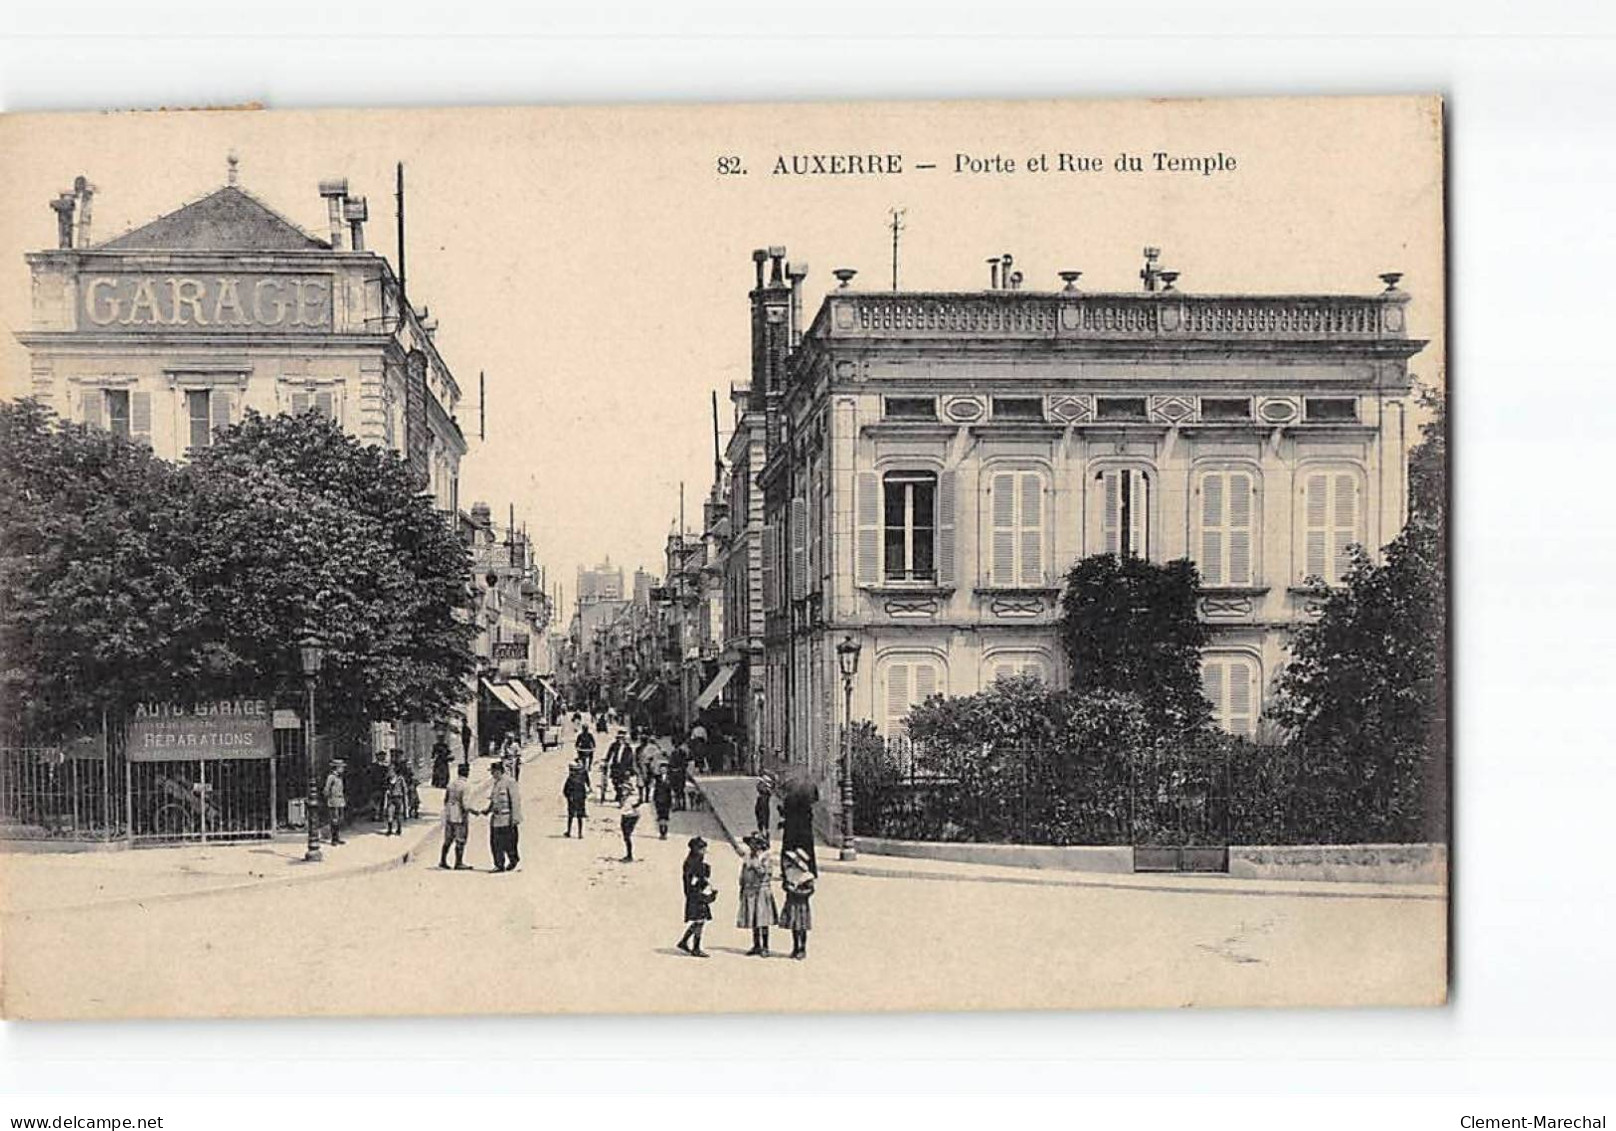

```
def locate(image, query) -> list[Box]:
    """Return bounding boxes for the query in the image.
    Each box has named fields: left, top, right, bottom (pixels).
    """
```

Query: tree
left=1270, top=387, right=1447, bottom=839
left=1056, top=553, right=1211, bottom=735
left=181, top=410, right=479, bottom=731
left=0, top=400, right=205, bottom=740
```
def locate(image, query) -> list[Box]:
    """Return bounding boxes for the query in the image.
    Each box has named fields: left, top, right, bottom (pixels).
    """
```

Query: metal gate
left=128, top=757, right=274, bottom=844
left=1130, top=746, right=1232, bottom=873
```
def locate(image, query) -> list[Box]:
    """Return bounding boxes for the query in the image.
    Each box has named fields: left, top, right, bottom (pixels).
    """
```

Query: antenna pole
left=711, top=390, right=722, bottom=479
left=479, top=371, right=486, bottom=441
left=889, top=207, right=905, bottom=291
left=395, top=162, right=406, bottom=306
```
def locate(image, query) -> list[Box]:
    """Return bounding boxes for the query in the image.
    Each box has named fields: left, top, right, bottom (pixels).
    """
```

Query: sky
left=0, top=97, right=1444, bottom=602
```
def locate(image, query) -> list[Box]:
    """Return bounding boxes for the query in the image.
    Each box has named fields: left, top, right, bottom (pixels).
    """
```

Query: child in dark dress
left=779, top=846, right=816, bottom=959
left=676, top=836, right=714, bottom=958
left=652, top=768, right=674, bottom=839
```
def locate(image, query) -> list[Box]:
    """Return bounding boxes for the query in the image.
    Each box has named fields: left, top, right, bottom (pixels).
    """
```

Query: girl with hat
left=736, top=831, right=779, bottom=956
left=676, top=836, right=715, bottom=958
left=779, top=846, right=816, bottom=960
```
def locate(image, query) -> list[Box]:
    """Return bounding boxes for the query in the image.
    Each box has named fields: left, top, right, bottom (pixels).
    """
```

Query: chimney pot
left=343, top=196, right=369, bottom=252
left=319, top=178, right=349, bottom=250
left=50, top=192, right=76, bottom=249
left=752, top=248, right=769, bottom=289
left=1009, top=270, right=1024, bottom=290
left=768, top=246, right=786, bottom=286
left=987, top=257, right=1001, bottom=289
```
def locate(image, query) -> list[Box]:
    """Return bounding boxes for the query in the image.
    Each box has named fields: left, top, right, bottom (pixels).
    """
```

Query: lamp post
left=299, top=632, right=326, bottom=863
left=835, top=633, right=862, bottom=861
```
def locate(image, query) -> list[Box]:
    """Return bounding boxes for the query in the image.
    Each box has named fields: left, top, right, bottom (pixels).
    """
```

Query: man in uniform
left=438, top=762, right=474, bottom=870
left=481, top=759, right=523, bottom=873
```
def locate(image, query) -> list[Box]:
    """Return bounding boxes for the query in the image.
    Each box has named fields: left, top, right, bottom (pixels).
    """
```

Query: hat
left=687, top=836, right=708, bottom=851
left=743, top=831, right=768, bottom=850
left=489, top=759, right=505, bottom=771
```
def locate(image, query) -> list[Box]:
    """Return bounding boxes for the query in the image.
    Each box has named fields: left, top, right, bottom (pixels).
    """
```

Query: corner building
left=752, top=252, right=1428, bottom=821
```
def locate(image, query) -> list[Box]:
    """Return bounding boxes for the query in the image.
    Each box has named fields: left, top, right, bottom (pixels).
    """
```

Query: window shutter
left=1018, top=472, right=1043, bottom=586
left=1200, top=472, right=1225, bottom=586
left=935, top=469, right=956, bottom=586
left=1228, top=471, right=1253, bottom=586
left=790, top=497, right=807, bottom=601
left=1331, top=472, right=1357, bottom=584
left=809, top=471, right=824, bottom=590
left=290, top=390, right=311, bottom=416
left=761, top=522, right=776, bottom=611
left=1304, top=472, right=1328, bottom=582
left=82, top=389, right=105, bottom=429
left=1101, top=470, right=1120, bottom=556
left=130, top=392, right=152, bottom=444
left=991, top=472, right=1016, bottom=585
left=885, top=664, right=911, bottom=735
left=1227, top=658, right=1255, bottom=736
left=315, top=390, right=336, bottom=423
left=914, top=662, right=938, bottom=705
left=993, top=664, right=1014, bottom=684
left=1202, top=660, right=1226, bottom=729
left=1022, top=661, right=1045, bottom=683
left=210, top=390, right=233, bottom=432
left=855, top=471, right=880, bottom=586
left=1128, top=471, right=1150, bottom=560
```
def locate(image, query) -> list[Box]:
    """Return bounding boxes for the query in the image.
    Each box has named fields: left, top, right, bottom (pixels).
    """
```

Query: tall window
left=883, top=656, right=943, bottom=737
left=883, top=471, right=937, bottom=582
left=1301, top=468, right=1361, bottom=585
left=1198, top=469, right=1257, bottom=587
left=105, top=390, right=131, bottom=440
left=186, top=390, right=212, bottom=450
left=1099, top=468, right=1151, bottom=559
left=1203, top=654, right=1259, bottom=736
left=988, top=655, right=1048, bottom=685
left=988, top=469, right=1045, bottom=586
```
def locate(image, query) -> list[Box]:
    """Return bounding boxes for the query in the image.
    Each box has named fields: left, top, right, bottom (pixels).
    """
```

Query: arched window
left=1196, top=468, right=1259, bottom=587
left=1298, top=466, right=1363, bottom=586
left=1203, top=653, right=1260, bottom=736
left=882, top=655, right=945, bottom=737
left=986, top=468, right=1047, bottom=587
left=1096, top=466, right=1152, bottom=559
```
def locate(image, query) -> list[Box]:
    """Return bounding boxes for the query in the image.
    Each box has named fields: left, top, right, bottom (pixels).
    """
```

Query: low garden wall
left=856, top=836, right=1135, bottom=874
left=1227, top=843, right=1447, bottom=886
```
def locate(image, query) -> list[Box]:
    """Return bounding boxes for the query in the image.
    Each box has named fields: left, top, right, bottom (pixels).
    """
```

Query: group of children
left=677, top=831, right=816, bottom=961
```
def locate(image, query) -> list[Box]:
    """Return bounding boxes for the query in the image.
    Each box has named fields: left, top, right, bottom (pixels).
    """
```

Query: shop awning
left=622, top=680, right=641, bottom=698
left=506, top=679, right=542, bottom=714
left=482, top=679, right=524, bottom=713
left=694, top=663, right=738, bottom=711
left=535, top=677, right=558, bottom=701
left=637, top=682, right=662, bottom=703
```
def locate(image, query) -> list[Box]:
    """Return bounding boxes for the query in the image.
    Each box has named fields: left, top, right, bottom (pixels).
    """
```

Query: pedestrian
left=480, top=758, right=522, bottom=873
left=438, top=763, right=473, bottom=870
left=384, top=761, right=406, bottom=835
left=634, top=737, right=654, bottom=799
left=430, top=735, right=452, bottom=789
left=617, top=789, right=642, bottom=862
left=459, top=719, right=472, bottom=763
left=610, top=733, right=636, bottom=802
left=562, top=759, right=589, bottom=838
left=779, top=773, right=820, bottom=876
left=652, top=767, right=674, bottom=840
left=599, top=733, right=619, bottom=803
left=753, top=778, right=774, bottom=843
left=779, top=846, right=816, bottom=960
left=575, top=725, right=596, bottom=773
left=675, top=835, right=714, bottom=958
left=503, top=736, right=521, bottom=782
left=668, top=742, right=689, bottom=812
left=688, top=722, right=708, bottom=775
left=397, top=751, right=421, bottom=819
left=323, top=759, right=347, bottom=845
left=736, top=831, right=779, bottom=956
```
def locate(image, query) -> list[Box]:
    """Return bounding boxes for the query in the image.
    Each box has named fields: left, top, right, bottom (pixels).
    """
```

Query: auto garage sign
left=128, top=700, right=274, bottom=762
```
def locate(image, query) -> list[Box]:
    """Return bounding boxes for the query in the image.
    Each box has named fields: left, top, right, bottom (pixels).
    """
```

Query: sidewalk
left=0, top=741, right=555, bottom=917
left=691, top=773, right=1445, bottom=903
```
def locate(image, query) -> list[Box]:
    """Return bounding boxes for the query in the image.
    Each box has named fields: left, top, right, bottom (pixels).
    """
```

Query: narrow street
left=0, top=727, right=1445, bottom=1020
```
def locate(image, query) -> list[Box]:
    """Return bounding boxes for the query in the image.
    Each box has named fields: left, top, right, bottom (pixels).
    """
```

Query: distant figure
left=736, top=832, right=779, bottom=957
left=460, top=719, right=472, bottom=763
left=618, top=791, right=642, bottom=862
left=753, top=778, right=774, bottom=843
left=430, top=736, right=452, bottom=789
left=562, top=759, right=589, bottom=838
left=779, top=846, right=816, bottom=960
left=438, top=762, right=473, bottom=870
left=575, top=725, right=596, bottom=772
left=383, top=762, right=406, bottom=836
left=668, top=742, right=689, bottom=812
left=676, top=836, right=714, bottom=958
left=323, top=760, right=347, bottom=845
left=652, top=768, right=674, bottom=840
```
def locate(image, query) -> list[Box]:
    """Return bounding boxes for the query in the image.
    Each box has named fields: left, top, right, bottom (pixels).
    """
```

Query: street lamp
left=299, top=632, right=326, bottom=863
left=835, top=633, right=863, bottom=861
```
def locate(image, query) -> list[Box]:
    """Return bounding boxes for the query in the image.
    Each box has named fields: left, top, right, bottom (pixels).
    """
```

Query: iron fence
left=0, top=742, right=123, bottom=841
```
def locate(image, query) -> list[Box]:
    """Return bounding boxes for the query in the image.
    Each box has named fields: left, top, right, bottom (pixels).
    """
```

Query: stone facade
left=752, top=255, right=1428, bottom=815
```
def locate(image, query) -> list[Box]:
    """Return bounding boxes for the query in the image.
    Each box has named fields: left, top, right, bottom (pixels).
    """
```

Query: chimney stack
left=318, top=178, right=349, bottom=250
left=987, top=257, right=1000, bottom=289
left=50, top=192, right=76, bottom=249
left=343, top=196, right=369, bottom=251
left=1000, top=253, right=1014, bottom=290
left=753, top=248, right=769, bottom=289
left=768, top=246, right=786, bottom=287
left=787, top=261, right=809, bottom=345
left=72, top=176, right=94, bottom=248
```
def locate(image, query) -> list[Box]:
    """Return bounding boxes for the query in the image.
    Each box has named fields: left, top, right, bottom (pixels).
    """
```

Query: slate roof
left=97, top=185, right=331, bottom=252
